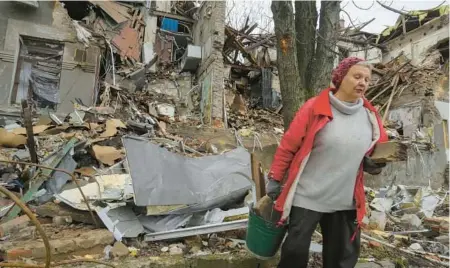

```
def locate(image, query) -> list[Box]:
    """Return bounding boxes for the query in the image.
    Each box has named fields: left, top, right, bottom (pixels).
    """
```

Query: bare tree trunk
left=271, top=1, right=303, bottom=129
left=294, top=1, right=318, bottom=94
left=308, top=1, right=340, bottom=92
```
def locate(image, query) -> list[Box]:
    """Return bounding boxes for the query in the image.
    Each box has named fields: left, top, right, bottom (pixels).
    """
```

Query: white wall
left=435, top=100, right=449, bottom=161
left=382, top=17, right=449, bottom=64
left=335, top=40, right=383, bottom=68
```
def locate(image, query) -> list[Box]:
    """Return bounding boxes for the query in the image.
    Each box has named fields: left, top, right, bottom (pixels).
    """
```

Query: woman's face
left=338, top=65, right=371, bottom=101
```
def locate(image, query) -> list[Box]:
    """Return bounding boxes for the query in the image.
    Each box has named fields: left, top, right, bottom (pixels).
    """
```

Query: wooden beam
left=150, top=10, right=195, bottom=24
left=401, top=15, right=407, bottom=34
left=250, top=153, right=265, bottom=201
left=21, top=100, right=38, bottom=164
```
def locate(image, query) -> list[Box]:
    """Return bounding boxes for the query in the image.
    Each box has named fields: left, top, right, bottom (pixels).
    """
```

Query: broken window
left=11, top=36, right=64, bottom=110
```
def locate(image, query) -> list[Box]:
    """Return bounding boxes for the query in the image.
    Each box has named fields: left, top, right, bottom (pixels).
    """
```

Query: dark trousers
left=278, top=207, right=360, bottom=268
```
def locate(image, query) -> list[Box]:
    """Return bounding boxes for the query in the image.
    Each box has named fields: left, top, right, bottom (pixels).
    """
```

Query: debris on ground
left=0, top=1, right=448, bottom=267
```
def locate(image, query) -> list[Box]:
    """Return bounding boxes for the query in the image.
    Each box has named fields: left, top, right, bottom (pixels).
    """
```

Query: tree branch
left=352, top=0, right=375, bottom=10
left=376, top=0, right=410, bottom=16
left=340, top=8, right=360, bottom=29
left=354, top=18, right=376, bottom=32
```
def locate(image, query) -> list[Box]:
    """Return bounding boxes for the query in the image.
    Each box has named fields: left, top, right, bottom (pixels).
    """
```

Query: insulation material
left=122, top=136, right=252, bottom=211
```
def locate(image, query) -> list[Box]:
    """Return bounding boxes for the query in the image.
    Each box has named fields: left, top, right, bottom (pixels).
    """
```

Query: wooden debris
left=370, top=141, right=408, bottom=163
left=0, top=129, right=27, bottom=148
left=423, top=217, right=449, bottom=234
left=250, top=153, right=265, bottom=201
left=230, top=94, right=247, bottom=115
left=100, top=119, right=127, bottom=138
left=90, top=1, right=131, bottom=24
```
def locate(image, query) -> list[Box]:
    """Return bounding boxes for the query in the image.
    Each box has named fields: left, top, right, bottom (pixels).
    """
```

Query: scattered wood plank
left=91, top=1, right=130, bottom=24
left=382, top=74, right=400, bottom=123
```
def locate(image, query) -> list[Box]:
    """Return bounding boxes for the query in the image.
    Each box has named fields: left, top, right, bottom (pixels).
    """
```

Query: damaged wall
left=0, top=1, right=55, bottom=49
left=365, top=101, right=448, bottom=189
left=193, top=1, right=226, bottom=123
left=382, top=15, right=449, bottom=64
left=0, top=3, right=100, bottom=114
left=336, top=40, right=383, bottom=65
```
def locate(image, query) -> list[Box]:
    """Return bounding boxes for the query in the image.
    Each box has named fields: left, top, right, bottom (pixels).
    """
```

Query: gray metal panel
left=122, top=136, right=252, bottom=208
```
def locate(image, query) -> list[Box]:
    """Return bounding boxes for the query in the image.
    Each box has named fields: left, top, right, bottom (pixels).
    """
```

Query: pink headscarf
left=331, top=57, right=365, bottom=88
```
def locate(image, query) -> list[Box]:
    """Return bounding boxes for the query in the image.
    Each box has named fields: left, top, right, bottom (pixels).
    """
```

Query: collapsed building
left=0, top=1, right=448, bottom=267
left=337, top=6, right=449, bottom=189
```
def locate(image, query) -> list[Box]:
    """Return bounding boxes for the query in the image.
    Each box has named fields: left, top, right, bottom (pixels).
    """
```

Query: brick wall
left=193, top=1, right=226, bottom=123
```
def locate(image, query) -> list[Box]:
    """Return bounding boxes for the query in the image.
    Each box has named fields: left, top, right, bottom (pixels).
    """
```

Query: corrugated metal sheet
left=161, top=18, right=178, bottom=32
left=112, top=26, right=141, bottom=61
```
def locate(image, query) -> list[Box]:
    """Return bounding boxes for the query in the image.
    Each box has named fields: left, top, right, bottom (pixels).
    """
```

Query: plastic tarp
left=122, top=136, right=252, bottom=212
left=38, top=152, right=77, bottom=203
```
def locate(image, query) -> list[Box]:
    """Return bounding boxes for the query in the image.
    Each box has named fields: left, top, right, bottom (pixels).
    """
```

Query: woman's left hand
left=363, top=156, right=386, bottom=175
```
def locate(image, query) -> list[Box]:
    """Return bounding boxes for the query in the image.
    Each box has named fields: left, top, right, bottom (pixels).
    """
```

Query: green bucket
left=245, top=208, right=287, bottom=259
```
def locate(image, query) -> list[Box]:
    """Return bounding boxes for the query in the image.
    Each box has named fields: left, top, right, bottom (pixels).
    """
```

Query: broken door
left=11, top=36, right=64, bottom=110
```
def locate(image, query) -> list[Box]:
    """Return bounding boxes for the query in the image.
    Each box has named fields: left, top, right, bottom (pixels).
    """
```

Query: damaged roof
left=377, top=5, right=449, bottom=44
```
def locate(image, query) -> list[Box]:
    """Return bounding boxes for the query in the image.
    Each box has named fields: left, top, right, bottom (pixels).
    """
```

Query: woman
left=266, top=57, right=388, bottom=268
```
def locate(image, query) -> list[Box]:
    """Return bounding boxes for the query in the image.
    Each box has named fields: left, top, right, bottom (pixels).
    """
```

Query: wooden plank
left=21, top=100, right=38, bottom=164
left=150, top=10, right=195, bottom=24
left=93, top=1, right=129, bottom=24
left=250, top=153, right=265, bottom=201
left=370, top=141, right=408, bottom=164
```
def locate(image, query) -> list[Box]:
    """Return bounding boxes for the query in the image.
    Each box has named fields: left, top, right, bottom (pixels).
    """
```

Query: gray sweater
left=292, top=92, right=373, bottom=212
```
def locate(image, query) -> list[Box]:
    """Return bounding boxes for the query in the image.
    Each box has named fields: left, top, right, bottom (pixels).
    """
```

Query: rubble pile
left=362, top=185, right=449, bottom=265
left=367, top=51, right=444, bottom=112
left=0, top=0, right=448, bottom=267
left=222, top=19, right=284, bottom=134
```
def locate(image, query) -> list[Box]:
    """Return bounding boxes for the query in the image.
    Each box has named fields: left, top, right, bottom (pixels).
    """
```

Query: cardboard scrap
left=11, top=125, right=51, bottom=135
left=92, top=145, right=124, bottom=166
left=100, top=119, right=127, bottom=138
left=0, top=128, right=27, bottom=148
left=41, top=124, right=70, bottom=135
left=75, top=167, right=97, bottom=176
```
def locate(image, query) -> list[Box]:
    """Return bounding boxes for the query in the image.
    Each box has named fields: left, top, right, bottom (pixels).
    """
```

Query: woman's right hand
left=266, top=179, right=281, bottom=201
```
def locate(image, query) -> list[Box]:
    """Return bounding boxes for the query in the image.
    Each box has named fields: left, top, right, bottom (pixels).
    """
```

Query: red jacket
left=269, top=88, right=388, bottom=225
